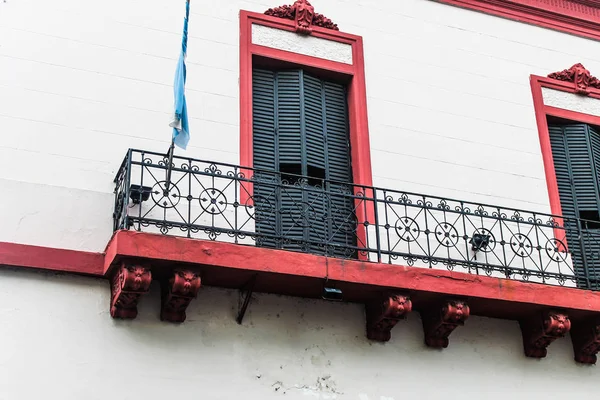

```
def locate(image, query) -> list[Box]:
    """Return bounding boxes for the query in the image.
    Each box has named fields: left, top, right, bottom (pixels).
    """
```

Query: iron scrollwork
left=113, top=149, right=600, bottom=291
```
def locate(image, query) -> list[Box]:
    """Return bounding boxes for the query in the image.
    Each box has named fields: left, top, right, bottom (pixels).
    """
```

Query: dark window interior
left=279, top=163, right=326, bottom=186
left=579, top=210, right=600, bottom=230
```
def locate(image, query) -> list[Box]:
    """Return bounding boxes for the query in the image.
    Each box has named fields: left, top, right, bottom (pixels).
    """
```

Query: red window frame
left=239, top=10, right=372, bottom=196
left=531, top=74, right=600, bottom=244
left=239, top=10, right=374, bottom=257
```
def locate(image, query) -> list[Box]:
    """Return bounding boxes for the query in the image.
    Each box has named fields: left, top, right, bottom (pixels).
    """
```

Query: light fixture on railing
left=470, top=233, right=491, bottom=252
left=129, top=184, right=152, bottom=204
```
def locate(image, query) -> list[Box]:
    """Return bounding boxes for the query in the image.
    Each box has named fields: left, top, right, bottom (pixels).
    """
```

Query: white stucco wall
left=0, top=268, right=598, bottom=400
left=542, top=87, right=600, bottom=117
left=2, top=0, right=600, bottom=251
left=2, top=1, right=600, bottom=396
left=3, top=0, right=600, bottom=252
left=252, top=24, right=353, bottom=64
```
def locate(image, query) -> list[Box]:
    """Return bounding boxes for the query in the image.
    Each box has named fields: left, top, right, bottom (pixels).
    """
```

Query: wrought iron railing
left=114, top=149, right=600, bottom=290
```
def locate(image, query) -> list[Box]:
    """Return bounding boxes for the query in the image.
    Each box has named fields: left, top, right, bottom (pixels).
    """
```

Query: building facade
left=2, top=0, right=600, bottom=398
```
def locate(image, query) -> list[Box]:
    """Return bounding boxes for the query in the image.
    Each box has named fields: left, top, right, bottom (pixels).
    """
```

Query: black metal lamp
left=129, top=184, right=152, bottom=204
left=470, top=233, right=491, bottom=252
left=322, top=279, right=343, bottom=301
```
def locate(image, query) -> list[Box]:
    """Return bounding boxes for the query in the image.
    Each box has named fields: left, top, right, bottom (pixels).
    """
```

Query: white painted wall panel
left=0, top=270, right=598, bottom=400
left=251, top=24, right=354, bottom=64
left=1, top=0, right=600, bottom=393
left=0, top=180, right=113, bottom=251
left=542, top=87, right=600, bottom=117
left=1, top=0, right=599, bottom=249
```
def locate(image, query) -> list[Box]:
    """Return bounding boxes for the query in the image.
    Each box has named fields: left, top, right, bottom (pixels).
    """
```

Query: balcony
left=103, top=148, right=600, bottom=359
left=113, top=149, right=600, bottom=292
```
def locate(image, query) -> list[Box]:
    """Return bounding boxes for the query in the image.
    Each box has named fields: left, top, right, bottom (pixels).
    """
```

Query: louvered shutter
left=301, top=72, right=355, bottom=256
left=565, top=125, right=600, bottom=211
left=252, top=69, right=279, bottom=248
left=580, top=125, right=600, bottom=286
left=253, top=69, right=305, bottom=250
left=276, top=71, right=305, bottom=250
left=252, top=68, right=355, bottom=257
left=548, top=124, right=600, bottom=287
left=322, top=80, right=356, bottom=257
left=548, top=125, right=577, bottom=221
left=302, top=74, right=328, bottom=254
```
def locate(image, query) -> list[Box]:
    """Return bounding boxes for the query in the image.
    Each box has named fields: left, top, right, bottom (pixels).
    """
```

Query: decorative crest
left=422, top=300, right=470, bottom=348
left=161, top=269, right=202, bottom=323
left=265, top=0, right=339, bottom=34
left=366, top=293, right=412, bottom=342
left=571, top=320, right=600, bottom=364
left=110, top=262, right=152, bottom=319
left=520, top=310, right=571, bottom=358
left=548, top=63, right=600, bottom=94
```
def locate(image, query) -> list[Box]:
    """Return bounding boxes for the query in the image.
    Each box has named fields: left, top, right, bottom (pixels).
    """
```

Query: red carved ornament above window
left=547, top=63, right=600, bottom=95
left=264, top=0, right=338, bottom=34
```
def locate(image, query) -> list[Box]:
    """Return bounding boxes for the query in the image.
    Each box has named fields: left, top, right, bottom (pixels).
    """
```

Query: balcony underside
left=1, top=230, right=600, bottom=361
left=106, top=230, right=600, bottom=361
left=106, top=230, right=600, bottom=322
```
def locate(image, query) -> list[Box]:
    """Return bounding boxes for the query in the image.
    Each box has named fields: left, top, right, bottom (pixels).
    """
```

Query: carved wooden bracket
left=366, top=293, right=412, bottom=342
left=520, top=311, right=571, bottom=358
left=265, top=0, right=338, bottom=34
left=110, top=262, right=152, bottom=319
left=548, top=63, right=600, bottom=95
left=422, top=300, right=470, bottom=348
left=571, top=320, right=600, bottom=364
left=160, top=269, right=202, bottom=323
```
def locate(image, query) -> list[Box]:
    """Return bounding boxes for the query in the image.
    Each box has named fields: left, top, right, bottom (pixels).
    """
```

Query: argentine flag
left=169, top=0, right=191, bottom=149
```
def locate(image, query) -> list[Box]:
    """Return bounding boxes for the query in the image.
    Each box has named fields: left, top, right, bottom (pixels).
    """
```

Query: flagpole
left=165, top=0, right=191, bottom=193
left=165, top=139, right=175, bottom=192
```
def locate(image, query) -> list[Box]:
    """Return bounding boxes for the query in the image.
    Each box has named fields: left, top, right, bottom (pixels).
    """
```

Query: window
left=239, top=10, right=373, bottom=198
left=239, top=10, right=373, bottom=259
left=252, top=67, right=357, bottom=257
left=548, top=119, right=600, bottom=285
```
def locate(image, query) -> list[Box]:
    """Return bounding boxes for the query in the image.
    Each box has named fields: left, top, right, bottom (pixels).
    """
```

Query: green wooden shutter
left=252, top=69, right=277, bottom=172
left=276, top=71, right=305, bottom=250
left=322, top=81, right=352, bottom=183
left=253, top=69, right=305, bottom=250
left=302, top=73, right=328, bottom=254
left=548, top=123, right=600, bottom=287
left=548, top=125, right=578, bottom=220
left=322, top=80, right=355, bottom=257
left=301, top=71, right=355, bottom=256
left=580, top=125, right=600, bottom=286
left=277, top=71, right=303, bottom=166
left=252, top=69, right=278, bottom=248
left=252, top=67, right=355, bottom=257
left=303, top=74, right=327, bottom=172
left=565, top=125, right=600, bottom=211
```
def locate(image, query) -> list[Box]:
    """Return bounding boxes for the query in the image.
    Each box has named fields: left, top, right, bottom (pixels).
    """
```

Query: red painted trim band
left=250, top=44, right=355, bottom=75
left=437, top=0, right=600, bottom=42
left=106, top=230, right=600, bottom=313
left=0, top=242, right=104, bottom=276
left=545, top=105, right=600, bottom=125
left=3, top=231, right=600, bottom=318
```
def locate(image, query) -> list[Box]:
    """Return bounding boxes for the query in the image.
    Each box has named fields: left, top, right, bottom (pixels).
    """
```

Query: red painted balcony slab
left=104, top=230, right=600, bottom=322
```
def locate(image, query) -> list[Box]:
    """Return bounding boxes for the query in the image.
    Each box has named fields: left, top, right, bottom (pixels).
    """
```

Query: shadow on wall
left=0, top=268, right=598, bottom=399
